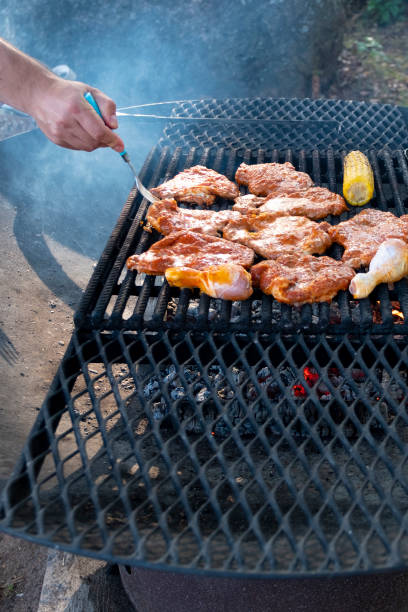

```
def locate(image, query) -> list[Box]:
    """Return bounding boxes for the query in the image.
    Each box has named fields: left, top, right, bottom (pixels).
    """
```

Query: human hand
left=29, top=76, right=124, bottom=152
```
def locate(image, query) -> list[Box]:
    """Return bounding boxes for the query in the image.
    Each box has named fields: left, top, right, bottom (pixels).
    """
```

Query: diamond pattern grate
left=1, top=330, right=408, bottom=576
left=161, top=97, right=408, bottom=151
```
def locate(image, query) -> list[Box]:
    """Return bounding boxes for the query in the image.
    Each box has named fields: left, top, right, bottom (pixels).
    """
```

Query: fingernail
left=114, top=144, right=123, bottom=153
left=110, top=115, right=118, bottom=128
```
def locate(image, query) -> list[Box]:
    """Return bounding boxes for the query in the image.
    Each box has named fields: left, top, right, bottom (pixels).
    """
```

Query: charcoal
left=163, top=365, right=178, bottom=384
left=170, top=387, right=186, bottom=401
left=231, top=366, right=247, bottom=386
left=183, top=366, right=201, bottom=384
left=143, top=379, right=160, bottom=398
left=217, top=386, right=235, bottom=401
left=152, top=400, right=169, bottom=420
left=195, top=385, right=211, bottom=403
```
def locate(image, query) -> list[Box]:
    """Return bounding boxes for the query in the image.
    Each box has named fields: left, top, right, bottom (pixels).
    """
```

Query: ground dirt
left=0, top=194, right=92, bottom=611
left=0, top=129, right=135, bottom=608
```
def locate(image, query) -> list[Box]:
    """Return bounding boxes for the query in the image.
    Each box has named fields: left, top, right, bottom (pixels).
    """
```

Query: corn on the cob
left=343, top=150, right=374, bottom=206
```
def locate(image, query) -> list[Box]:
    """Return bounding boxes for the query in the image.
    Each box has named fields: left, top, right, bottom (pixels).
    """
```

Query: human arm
left=0, top=37, right=124, bottom=152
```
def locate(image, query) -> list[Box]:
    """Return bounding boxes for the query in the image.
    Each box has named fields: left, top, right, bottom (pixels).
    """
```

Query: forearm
left=0, top=37, right=124, bottom=152
left=0, top=37, right=55, bottom=115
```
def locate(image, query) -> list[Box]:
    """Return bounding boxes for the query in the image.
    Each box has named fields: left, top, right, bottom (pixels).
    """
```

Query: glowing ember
left=293, top=383, right=306, bottom=398
left=303, top=366, right=319, bottom=386
left=392, top=309, right=404, bottom=321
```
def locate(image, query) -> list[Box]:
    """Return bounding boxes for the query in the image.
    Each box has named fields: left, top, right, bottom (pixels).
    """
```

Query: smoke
left=0, top=0, right=345, bottom=265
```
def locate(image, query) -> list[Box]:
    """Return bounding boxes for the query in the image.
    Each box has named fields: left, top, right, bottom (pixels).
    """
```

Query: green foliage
left=1, top=583, right=16, bottom=598
left=355, top=36, right=390, bottom=61
left=365, top=0, right=407, bottom=26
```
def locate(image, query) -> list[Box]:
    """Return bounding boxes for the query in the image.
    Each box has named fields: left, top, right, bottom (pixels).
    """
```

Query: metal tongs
left=84, top=92, right=159, bottom=203
left=115, top=100, right=340, bottom=129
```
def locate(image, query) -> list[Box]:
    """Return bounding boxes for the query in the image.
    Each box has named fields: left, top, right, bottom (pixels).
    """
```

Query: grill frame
left=2, top=97, right=408, bottom=578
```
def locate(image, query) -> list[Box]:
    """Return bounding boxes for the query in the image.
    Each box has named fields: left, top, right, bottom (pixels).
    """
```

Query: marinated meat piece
left=329, top=208, right=408, bottom=268
left=165, top=264, right=253, bottom=301
left=349, top=239, right=408, bottom=299
left=233, top=187, right=348, bottom=220
left=127, top=230, right=255, bottom=275
left=235, top=162, right=313, bottom=197
left=251, top=254, right=355, bottom=305
left=146, top=199, right=241, bottom=236
left=233, top=194, right=268, bottom=214
left=150, top=165, right=239, bottom=206
left=223, top=212, right=332, bottom=260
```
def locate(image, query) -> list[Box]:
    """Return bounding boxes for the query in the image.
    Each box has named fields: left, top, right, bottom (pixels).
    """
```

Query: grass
left=0, top=575, right=23, bottom=599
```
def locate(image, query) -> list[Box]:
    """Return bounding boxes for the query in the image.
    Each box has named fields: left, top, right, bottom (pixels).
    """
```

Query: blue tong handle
left=83, top=91, right=128, bottom=159
left=84, top=92, right=158, bottom=203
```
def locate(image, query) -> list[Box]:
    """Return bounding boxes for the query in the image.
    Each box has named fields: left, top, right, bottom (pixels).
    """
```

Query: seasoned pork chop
left=233, top=194, right=268, bottom=214
left=146, top=199, right=241, bottom=236
left=126, top=230, right=255, bottom=275
left=150, top=165, right=239, bottom=206
left=329, top=208, right=408, bottom=268
left=223, top=212, right=332, bottom=260
left=233, top=186, right=348, bottom=220
left=251, top=254, right=355, bottom=304
left=235, top=162, right=313, bottom=197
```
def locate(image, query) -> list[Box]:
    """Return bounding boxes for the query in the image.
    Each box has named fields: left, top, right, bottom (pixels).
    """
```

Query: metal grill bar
left=74, top=146, right=408, bottom=335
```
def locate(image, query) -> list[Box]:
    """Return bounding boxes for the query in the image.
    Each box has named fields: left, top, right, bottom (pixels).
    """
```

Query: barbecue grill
left=2, top=98, right=408, bottom=604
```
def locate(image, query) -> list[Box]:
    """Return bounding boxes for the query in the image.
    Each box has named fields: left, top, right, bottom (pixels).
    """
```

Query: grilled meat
left=223, top=212, right=332, bottom=260
left=146, top=199, right=241, bottom=236
left=233, top=186, right=348, bottom=220
left=233, top=194, right=269, bottom=214
left=127, top=230, right=255, bottom=275
left=150, top=165, right=239, bottom=206
left=235, top=162, right=313, bottom=197
left=165, top=264, right=253, bottom=301
left=349, top=239, right=408, bottom=299
left=251, top=254, right=355, bottom=305
left=329, top=208, right=408, bottom=268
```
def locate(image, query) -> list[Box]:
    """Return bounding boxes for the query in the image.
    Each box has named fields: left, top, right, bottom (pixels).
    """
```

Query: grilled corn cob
left=343, top=150, right=374, bottom=206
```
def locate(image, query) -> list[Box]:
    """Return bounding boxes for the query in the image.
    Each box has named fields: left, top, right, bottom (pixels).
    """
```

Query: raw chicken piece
left=349, top=239, right=408, bottom=299
left=223, top=212, right=332, bottom=260
left=126, top=230, right=255, bottom=275
left=233, top=187, right=348, bottom=220
left=165, top=264, right=253, bottom=301
left=329, top=208, right=408, bottom=268
left=146, top=199, right=241, bottom=236
left=251, top=254, right=355, bottom=304
left=235, top=162, right=313, bottom=197
left=150, top=165, right=239, bottom=206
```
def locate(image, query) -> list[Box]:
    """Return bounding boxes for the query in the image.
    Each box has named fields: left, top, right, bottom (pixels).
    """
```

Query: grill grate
left=1, top=330, right=408, bottom=575
left=2, top=98, right=408, bottom=577
left=161, top=98, right=408, bottom=151
left=74, top=146, right=408, bottom=335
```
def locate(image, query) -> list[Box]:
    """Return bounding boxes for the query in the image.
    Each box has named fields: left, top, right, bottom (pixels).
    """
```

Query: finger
left=67, top=118, right=110, bottom=151
left=38, top=117, right=104, bottom=151
left=89, top=87, right=118, bottom=130
left=79, top=103, right=125, bottom=152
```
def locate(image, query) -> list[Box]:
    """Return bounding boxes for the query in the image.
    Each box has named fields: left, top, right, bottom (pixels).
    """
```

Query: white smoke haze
left=0, top=0, right=345, bottom=270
